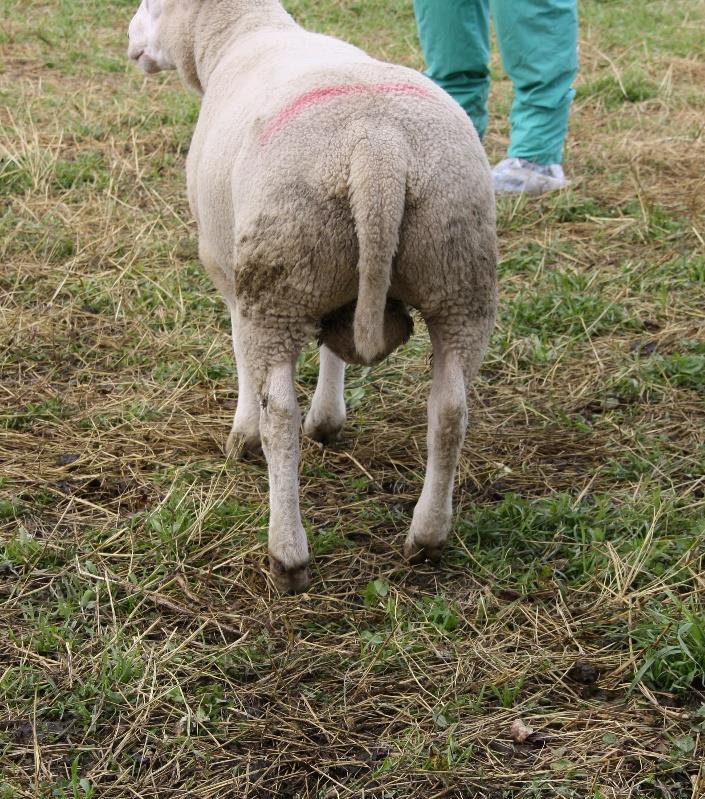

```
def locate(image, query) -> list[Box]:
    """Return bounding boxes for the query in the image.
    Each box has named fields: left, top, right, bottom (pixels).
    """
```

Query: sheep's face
left=128, top=0, right=176, bottom=75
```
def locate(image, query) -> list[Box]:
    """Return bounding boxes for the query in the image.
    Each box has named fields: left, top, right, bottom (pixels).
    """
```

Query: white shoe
left=492, top=157, right=569, bottom=194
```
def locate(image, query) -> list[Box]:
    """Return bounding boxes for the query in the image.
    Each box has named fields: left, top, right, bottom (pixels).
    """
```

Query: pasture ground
left=1, top=1, right=705, bottom=796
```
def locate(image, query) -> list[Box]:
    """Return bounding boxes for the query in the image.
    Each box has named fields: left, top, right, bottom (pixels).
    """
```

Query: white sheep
left=127, top=0, right=497, bottom=593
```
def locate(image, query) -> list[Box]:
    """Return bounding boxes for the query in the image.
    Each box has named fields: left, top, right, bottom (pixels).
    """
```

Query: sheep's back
left=189, top=36, right=495, bottom=328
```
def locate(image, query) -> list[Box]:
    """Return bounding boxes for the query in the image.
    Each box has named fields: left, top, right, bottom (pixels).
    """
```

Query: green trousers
left=413, top=0, right=578, bottom=164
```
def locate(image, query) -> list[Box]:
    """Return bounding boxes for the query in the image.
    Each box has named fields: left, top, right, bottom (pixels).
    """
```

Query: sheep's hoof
left=268, top=555, right=310, bottom=594
left=226, top=429, right=262, bottom=460
left=404, top=536, right=445, bottom=565
left=303, top=415, right=344, bottom=445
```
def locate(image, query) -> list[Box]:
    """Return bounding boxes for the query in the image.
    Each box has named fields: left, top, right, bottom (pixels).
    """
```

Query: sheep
left=127, top=0, right=498, bottom=593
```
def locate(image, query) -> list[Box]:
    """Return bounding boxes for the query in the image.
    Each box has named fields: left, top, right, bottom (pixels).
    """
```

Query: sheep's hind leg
left=260, top=358, right=310, bottom=593
left=225, top=301, right=262, bottom=458
left=404, top=328, right=468, bottom=564
left=304, top=345, right=347, bottom=444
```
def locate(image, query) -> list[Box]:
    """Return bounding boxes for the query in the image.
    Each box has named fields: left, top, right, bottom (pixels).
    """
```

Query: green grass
left=580, top=0, right=705, bottom=58
left=576, top=71, right=660, bottom=109
left=1, top=0, right=705, bottom=797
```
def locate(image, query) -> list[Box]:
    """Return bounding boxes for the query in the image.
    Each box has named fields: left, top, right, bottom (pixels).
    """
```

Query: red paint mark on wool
left=260, top=83, right=431, bottom=145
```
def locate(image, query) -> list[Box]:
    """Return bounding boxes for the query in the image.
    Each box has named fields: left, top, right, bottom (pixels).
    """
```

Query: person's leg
left=413, top=0, right=491, bottom=138
left=491, top=0, right=578, bottom=165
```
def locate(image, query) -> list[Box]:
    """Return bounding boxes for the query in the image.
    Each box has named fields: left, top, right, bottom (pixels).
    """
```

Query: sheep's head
left=128, top=0, right=179, bottom=75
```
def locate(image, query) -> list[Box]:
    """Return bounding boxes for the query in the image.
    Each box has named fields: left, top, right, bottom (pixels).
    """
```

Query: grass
left=1, top=0, right=705, bottom=797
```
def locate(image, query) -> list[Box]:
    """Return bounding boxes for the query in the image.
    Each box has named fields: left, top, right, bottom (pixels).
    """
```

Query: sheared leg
left=404, top=328, right=468, bottom=563
left=225, top=300, right=262, bottom=457
left=260, top=358, right=310, bottom=593
left=304, top=344, right=347, bottom=443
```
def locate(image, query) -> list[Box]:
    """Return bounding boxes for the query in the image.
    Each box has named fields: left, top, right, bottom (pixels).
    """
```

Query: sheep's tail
left=348, top=129, right=407, bottom=365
